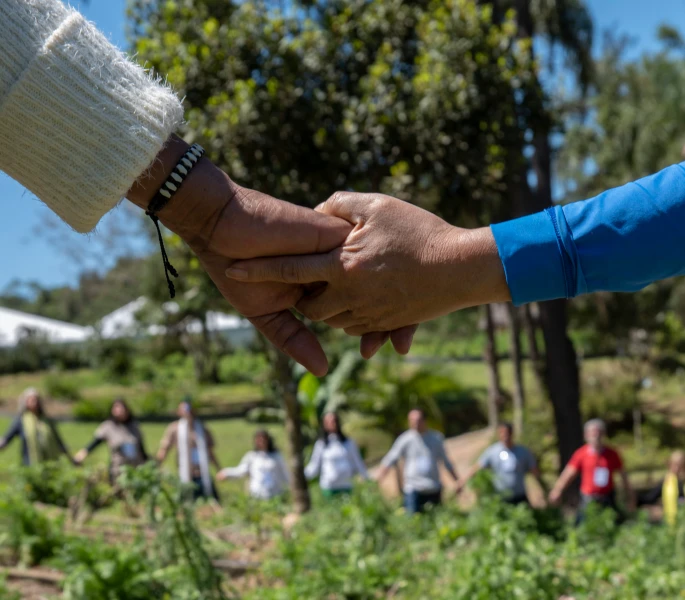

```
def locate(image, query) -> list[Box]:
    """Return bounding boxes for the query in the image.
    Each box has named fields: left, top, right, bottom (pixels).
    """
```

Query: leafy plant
left=117, top=463, right=228, bottom=599
left=17, top=460, right=112, bottom=511
left=0, top=492, right=65, bottom=566
left=59, top=536, right=170, bottom=600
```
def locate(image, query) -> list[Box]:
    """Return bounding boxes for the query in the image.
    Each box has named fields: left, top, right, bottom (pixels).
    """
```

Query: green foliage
left=0, top=462, right=230, bottom=599
left=0, top=576, right=20, bottom=600
left=136, top=389, right=173, bottom=416
left=43, top=372, right=82, bottom=402
left=582, top=378, right=639, bottom=427
left=0, top=257, right=149, bottom=326
left=0, top=491, right=64, bottom=567
left=17, top=460, right=112, bottom=511
left=245, top=485, right=685, bottom=599
left=218, top=351, right=269, bottom=385
left=94, top=338, right=136, bottom=382
left=0, top=334, right=89, bottom=375
left=129, top=0, right=535, bottom=228
left=59, top=537, right=171, bottom=600
left=72, top=397, right=110, bottom=421
left=117, top=463, right=228, bottom=599
left=348, top=353, right=484, bottom=438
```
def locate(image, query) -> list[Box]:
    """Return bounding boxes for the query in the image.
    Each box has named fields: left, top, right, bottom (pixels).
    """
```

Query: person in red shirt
left=549, top=419, right=634, bottom=523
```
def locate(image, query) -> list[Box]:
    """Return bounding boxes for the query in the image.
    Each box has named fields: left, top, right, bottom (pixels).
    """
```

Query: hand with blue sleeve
left=224, top=163, right=685, bottom=339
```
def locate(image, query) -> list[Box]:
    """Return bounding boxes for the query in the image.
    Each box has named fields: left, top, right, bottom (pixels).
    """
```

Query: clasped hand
left=224, top=191, right=508, bottom=366
left=141, top=140, right=508, bottom=376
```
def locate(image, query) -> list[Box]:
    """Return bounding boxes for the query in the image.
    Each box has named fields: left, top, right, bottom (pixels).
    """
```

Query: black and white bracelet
left=146, top=143, right=205, bottom=299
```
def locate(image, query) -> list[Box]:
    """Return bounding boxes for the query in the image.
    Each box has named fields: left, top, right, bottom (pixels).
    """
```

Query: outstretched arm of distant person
left=548, top=465, right=579, bottom=505
left=225, top=164, right=685, bottom=347
left=0, top=0, right=414, bottom=374
left=0, top=417, right=21, bottom=452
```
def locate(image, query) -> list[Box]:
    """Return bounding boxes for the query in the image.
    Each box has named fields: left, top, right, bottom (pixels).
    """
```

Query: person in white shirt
left=217, top=430, right=289, bottom=500
left=305, top=412, right=368, bottom=498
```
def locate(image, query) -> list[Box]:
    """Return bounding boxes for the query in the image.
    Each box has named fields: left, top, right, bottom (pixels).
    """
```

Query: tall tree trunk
left=507, top=303, right=525, bottom=437
left=513, top=0, right=584, bottom=474
left=531, top=134, right=583, bottom=469
left=483, top=304, right=502, bottom=428
left=523, top=304, right=546, bottom=392
left=537, top=300, right=583, bottom=468
left=272, top=351, right=311, bottom=514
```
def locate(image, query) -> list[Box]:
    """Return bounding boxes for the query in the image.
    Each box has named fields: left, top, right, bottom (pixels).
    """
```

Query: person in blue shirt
left=456, top=422, right=544, bottom=506
left=224, top=163, right=685, bottom=352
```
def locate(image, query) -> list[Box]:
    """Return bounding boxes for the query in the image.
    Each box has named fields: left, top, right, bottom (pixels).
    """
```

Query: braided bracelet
left=146, top=143, right=205, bottom=298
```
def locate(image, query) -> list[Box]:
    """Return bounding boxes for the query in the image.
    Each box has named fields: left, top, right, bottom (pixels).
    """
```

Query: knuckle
left=280, top=260, right=299, bottom=282
left=305, top=305, right=327, bottom=322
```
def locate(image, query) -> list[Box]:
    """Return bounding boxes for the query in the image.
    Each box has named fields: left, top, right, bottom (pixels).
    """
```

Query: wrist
left=441, top=225, right=511, bottom=311
left=126, top=135, right=237, bottom=250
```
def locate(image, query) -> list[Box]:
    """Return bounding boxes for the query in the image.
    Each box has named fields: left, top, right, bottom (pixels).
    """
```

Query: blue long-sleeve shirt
left=491, top=163, right=685, bottom=305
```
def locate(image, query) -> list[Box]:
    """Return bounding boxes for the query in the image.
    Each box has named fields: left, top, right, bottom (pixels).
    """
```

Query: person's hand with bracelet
left=0, top=0, right=415, bottom=375
left=126, top=137, right=417, bottom=374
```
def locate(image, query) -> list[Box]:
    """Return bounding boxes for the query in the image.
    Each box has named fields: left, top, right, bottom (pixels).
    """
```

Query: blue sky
left=1, top=0, right=684, bottom=293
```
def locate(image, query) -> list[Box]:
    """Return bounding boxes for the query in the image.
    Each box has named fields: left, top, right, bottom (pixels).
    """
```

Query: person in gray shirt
left=377, top=409, right=459, bottom=514
left=457, top=422, right=544, bottom=506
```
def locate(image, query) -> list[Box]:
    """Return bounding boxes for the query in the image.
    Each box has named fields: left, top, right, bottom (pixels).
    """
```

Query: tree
left=129, top=0, right=538, bottom=511
left=475, top=0, right=595, bottom=470
left=507, top=303, right=525, bottom=436
left=558, top=28, right=685, bottom=366
left=271, top=351, right=311, bottom=514
left=483, top=304, right=502, bottom=428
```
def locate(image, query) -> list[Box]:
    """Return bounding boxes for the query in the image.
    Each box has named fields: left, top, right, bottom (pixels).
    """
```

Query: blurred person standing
left=637, top=450, right=685, bottom=526
left=157, top=399, right=221, bottom=502
left=456, top=422, right=544, bottom=506
left=217, top=430, right=288, bottom=499
left=0, top=388, right=72, bottom=465
left=377, top=409, right=459, bottom=514
left=549, top=419, right=634, bottom=523
left=305, top=412, right=368, bottom=498
left=74, top=398, right=149, bottom=482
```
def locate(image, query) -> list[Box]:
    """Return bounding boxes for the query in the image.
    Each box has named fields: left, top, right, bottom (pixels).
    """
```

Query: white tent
left=97, top=297, right=255, bottom=346
left=0, top=306, right=92, bottom=348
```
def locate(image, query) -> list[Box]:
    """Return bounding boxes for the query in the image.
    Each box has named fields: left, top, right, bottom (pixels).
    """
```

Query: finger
left=226, top=253, right=335, bottom=284
left=360, top=332, right=391, bottom=359
left=390, top=325, right=418, bottom=355
left=296, top=288, right=349, bottom=323
left=315, top=191, right=374, bottom=223
left=234, top=187, right=352, bottom=256
left=248, top=311, right=329, bottom=376
left=324, top=311, right=366, bottom=330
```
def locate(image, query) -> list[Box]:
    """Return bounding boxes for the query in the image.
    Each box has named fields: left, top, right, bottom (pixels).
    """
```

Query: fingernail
left=225, top=267, right=248, bottom=280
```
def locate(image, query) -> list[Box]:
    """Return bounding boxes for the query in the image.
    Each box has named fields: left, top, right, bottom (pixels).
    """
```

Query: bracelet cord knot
left=145, top=143, right=205, bottom=299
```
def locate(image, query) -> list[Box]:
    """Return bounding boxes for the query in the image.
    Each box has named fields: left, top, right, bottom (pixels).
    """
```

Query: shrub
left=17, top=460, right=112, bottom=511
left=72, top=397, right=110, bottom=421
left=43, top=373, right=82, bottom=402
left=218, top=351, right=269, bottom=384
left=0, top=492, right=65, bottom=566
left=135, top=389, right=172, bottom=417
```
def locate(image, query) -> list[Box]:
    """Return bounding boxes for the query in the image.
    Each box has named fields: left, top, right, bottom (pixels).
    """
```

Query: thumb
left=221, top=187, right=352, bottom=258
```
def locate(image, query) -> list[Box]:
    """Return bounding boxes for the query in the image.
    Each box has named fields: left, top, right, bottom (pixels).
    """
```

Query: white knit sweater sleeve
left=0, top=0, right=184, bottom=232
